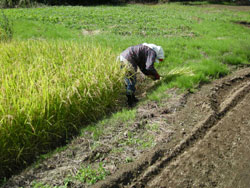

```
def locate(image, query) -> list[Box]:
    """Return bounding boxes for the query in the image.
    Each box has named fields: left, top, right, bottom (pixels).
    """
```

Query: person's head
left=156, top=46, right=164, bottom=63
left=142, top=43, right=164, bottom=63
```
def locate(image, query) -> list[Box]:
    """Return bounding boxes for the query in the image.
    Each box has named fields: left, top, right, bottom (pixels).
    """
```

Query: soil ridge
left=93, top=68, right=250, bottom=188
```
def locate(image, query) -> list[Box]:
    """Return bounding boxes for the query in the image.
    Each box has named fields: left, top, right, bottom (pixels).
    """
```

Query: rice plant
left=165, top=67, right=195, bottom=77
left=0, top=40, right=125, bottom=178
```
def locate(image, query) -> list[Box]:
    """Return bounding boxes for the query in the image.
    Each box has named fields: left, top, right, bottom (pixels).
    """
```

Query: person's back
left=119, top=43, right=164, bottom=107
left=120, top=44, right=158, bottom=76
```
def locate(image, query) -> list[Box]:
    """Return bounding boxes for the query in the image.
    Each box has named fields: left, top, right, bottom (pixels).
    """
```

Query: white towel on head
left=142, top=43, right=164, bottom=63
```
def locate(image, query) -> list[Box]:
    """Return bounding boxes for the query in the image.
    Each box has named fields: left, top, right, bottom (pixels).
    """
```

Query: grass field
left=0, top=3, right=250, bottom=180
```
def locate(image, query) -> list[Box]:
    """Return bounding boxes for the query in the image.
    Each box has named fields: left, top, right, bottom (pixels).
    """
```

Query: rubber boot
left=126, top=95, right=133, bottom=107
left=132, top=94, right=139, bottom=104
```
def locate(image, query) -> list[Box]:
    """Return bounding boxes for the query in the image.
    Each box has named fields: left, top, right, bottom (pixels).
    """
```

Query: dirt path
left=93, top=67, right=250, bottom=188
left=3, top=68, right=250, bottom=188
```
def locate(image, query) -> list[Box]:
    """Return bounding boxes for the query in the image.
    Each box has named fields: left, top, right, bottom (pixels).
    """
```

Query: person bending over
left=118, top=43, right=164, bottom=107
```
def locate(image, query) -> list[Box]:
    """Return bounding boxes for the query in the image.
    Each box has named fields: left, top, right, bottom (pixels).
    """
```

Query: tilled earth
left=93, top=67, right=250, bottom=188
left=3, top=67, right=250, bottom=188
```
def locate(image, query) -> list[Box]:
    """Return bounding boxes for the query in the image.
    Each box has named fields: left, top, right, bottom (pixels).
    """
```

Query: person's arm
left=144, top=51, right=160, bottom=80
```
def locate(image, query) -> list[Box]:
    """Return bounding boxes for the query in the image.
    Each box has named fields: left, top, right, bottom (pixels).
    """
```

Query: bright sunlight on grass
left=0, top=3, right=249, bottom=180
left=0, top=40, right=125, bottom=178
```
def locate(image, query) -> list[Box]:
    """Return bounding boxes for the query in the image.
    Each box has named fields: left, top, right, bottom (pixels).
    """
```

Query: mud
left=3, top=68, right=250, bottom=188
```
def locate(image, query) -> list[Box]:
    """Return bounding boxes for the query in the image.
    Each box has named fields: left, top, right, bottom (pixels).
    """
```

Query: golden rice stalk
left=165, top=67, right=195, bottom=77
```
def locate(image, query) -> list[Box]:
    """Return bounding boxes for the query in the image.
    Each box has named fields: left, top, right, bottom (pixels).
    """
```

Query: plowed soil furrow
left=126, top=77, right=250, bottom=188
left=149, top=89, right=250, bottom=188
left=93, top=68, right=250, bottom=188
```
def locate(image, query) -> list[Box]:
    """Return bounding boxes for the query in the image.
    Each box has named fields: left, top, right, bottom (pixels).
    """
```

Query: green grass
left=79, top=108, right=136, bottom=141
left=0, top=3, right=249, bottom=181
left=75, top=163, right=109, bottom=185
left=31, top=181, right=69, bottom=188
left=0, top=11, right=13, bottom=41
left=13, top=19, right=80, bottom=40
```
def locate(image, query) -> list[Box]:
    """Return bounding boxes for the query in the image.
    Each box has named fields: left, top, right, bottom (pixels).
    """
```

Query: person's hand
left=155, top=73, right=160, bottom=80
left=148, top=74, right=160, bottom=81
left=148, top=75, right=157, bottom=80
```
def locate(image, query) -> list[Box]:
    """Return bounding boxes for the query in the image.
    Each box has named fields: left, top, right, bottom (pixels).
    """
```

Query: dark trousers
left=125, top=74, right=136, bottom=96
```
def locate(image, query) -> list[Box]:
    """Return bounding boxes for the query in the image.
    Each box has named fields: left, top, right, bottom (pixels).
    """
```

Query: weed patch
left=75, top=163, right=110, bottom=185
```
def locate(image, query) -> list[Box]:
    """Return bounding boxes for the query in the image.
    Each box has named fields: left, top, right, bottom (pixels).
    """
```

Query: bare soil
left=93, top=67, right=250, bottom=188
left=3, top=67, right=250, bottom=188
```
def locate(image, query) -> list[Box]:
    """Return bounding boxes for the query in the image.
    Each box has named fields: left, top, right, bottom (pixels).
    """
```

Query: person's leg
left=119, top=58, right=138, bottom=107
left=125, top=74, right=138, bottom=107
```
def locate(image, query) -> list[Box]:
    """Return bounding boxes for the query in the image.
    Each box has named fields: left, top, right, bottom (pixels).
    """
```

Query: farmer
left=118, top=43, right=164, bottom=107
